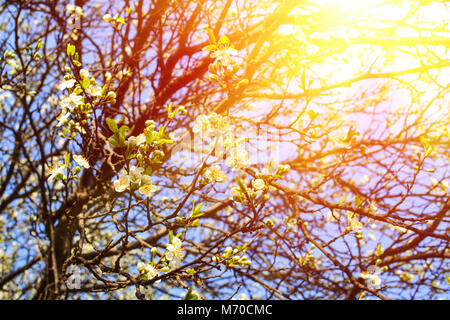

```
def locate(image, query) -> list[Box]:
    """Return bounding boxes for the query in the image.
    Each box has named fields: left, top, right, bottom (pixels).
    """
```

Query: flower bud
left=106, top=91, right=116, bottom=100
left=208, top=74, right=219, bottom=82
left=79, top=69, right=89, bottom=79
left=191, top=219, right=200, bottom=227
left=103, top=14, right=112, bottom=23
left=265, top=219, right=274, bottom=228
left=145, top=120, right=155, bottom=130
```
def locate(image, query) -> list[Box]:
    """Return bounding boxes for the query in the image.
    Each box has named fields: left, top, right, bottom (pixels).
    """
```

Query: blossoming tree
left=0, top=0, right=448, bottom=300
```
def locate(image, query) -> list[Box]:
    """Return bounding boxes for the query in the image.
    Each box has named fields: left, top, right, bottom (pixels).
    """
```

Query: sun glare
left=277, top=0, right=449, bottom=99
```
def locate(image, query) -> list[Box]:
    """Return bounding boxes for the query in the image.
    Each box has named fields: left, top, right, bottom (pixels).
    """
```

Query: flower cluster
left=137, top=262, right=159, bottom=282
left=113, top=165, right=158, bottom=197
left=193, top=112, right=231, bottom=139
left=298, top=252, right=322, bottom=270
left=283, top=214, right=298, bottom=233
left=47, top=163, right=66, bottom=182
left=56, top=46, right=117, bottom=140
left=109, top=114, right=176, bottom=196
left=204, top=165, right=227, bottom=184
left=165, top=236, right=184, bottom=270
left=47, top=153, right=90, bottom=183
left=203, top=34, right=238, bottom=68
left=202, top=31, right=248, bottom=91
left=65, top=4, right=84, bottom=19
left=230, top=162, right=290, bottom=204
left=3, top=50, right=21, bottom=76
left=430, top=177, right=449, bottom=196
left=360, top=267, right=382, bottom=290
left=345, top=211, right=363, bottom=233
left=212, top=245, right=251, bottom=268
left=224, top=142, right=251, bottom=170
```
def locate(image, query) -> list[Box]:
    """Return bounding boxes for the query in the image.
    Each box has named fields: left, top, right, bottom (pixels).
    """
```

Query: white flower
left=207, top=112, right=231, bottom=136
left=86, top=85, right=102, bottom=97
left=7, top=59, right=20, bottom=75
left=252, top=178, right=265, bottom=191
left=360, top=272, right=381, bottom=289
left=56, top=112, right=70, bottom=127
left=66, top=4, right=84, bottom=17
left=60, top=92, right=83, bottom=112
left=210, top=46, right=238, bottom=67
left=345, top=212, right=362, bottom=231
left=47, top=163, right=65, bottom=182
left=138, top=183, right=158, bottom=197
left=261, top=161, right=279, bottom=176
left=79, top=69, right=89, bottom=79
left=128, top=165, right=144, bottom=184
left=113, top=171, right=130, bottom=192
left=193, top=113, right=231, bottom=139
left=137, top=262, right=159, bottom=281
left=59, top=79, right=76, bottom=91
left=430, top=177, right=438, bottom=186
left=238, top=293, right=249, bottom=300
left=102, top=14, right=112, bottom=23
left=360, top=175, right=370, bottom=184
left=326, top=209, right=339, bottom=223
left=193, top=114, right=210, bottom=136
left=205, top=165, right=227, bottom=183
left=136, top=133, right=146, bottom=146
left=73, top=154, right=90, bottom=168
left=231, top=187, right=243, bottom=201
left=128, top=133, right=146, bottom=147
left=225, top=146, right=250, bottom=169
left=441, top=180, right=449, bottom=193
left=166, top=237, right=184, bottom=269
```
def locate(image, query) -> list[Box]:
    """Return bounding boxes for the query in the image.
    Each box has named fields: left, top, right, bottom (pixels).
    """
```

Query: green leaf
left=106, top=117, right=118, bottom=133
left=236, top=176, right=247, bottom=192
left=108, top=135, right=120, bottom=147
left=184, top=287, right=198, bottom=300
left=202, top=44, right=217, bottom=51
left=376, top=243, right=384, bottom=256
left=191, top=202, right=204, bottom=218
left=168, top=230, right=173, bottom=244
left=145, top=130, right=157, bottom=145
left=81, top=78, right=90, bottom=89
left=420, top=136, right=429, bottom=149
left=36, top=39, right=43, bottom=50
left=354, top=195, right=362, bottom=207
left=207, top=28, right=216, bottom=45
left=156, top=138, right=173, bottom=146
left=346, top=126, right=359, bottom=142
left=64, top=152, right=71, bottom=169
left=118, top=125, right=130, bottom=144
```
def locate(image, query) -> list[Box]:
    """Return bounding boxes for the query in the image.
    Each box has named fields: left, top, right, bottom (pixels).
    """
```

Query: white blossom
left=128, top=165, right=144, bottom=184
left=73, top=154, right=90, bottom=168
left=60, top=92, right=83, bottom=112
left=47, top=163, right=65, bottom=182
left=113, top=171, right=130, bottom=192
left=166, top=237, right=184, bottom=269
left=252, top=178, right=265, bottom=191
left=225, top=146, right=250, bottom=169
left=205, top=165, right=227, bottom=183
